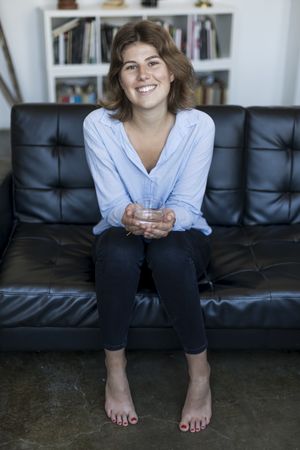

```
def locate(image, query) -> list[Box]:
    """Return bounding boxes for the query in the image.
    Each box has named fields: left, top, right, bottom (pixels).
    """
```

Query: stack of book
left=100, top=20, right=186, bottom=63
left=194, top=74, right=226, bottom=105
left=101, top=23, right=120, bottom=63
left=189, top=16, right=219, bottom=60
left=157, top=21, right=186, bottom=54
left=56, top=79, right=97, bottom=103
left=52, top=17, right=98, bottom=64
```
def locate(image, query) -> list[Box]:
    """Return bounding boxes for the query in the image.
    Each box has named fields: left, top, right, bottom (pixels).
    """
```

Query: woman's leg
left=146, top=229, right=211, bottom=431
left=180, top=350, right=211, bottom=432
left=104, top=348, right=138, bottom=426
left=93, top=227, right=144, bottom=426
left=146, top=229, right=210, bottom=354
left=93, top=227, right=144, bottom=350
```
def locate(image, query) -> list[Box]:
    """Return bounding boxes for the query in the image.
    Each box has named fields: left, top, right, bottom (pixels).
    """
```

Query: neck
left=130, top=105, right=172, bottom=132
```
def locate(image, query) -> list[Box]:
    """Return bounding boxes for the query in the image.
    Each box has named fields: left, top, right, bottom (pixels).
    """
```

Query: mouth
left=136, top=84, right=157, bottom=94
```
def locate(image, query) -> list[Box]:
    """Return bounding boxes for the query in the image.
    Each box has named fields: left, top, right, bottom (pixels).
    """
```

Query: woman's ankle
left=105, top=348, right=127, bottom=372
left=185, top=351, right=210, bottom=380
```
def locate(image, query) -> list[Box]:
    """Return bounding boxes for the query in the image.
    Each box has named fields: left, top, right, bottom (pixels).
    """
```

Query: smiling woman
left=101, top=20, right=195, bottom=121
left=83, top=19, right=215, bottom=433
left=118, top=43, right=174, bottom=117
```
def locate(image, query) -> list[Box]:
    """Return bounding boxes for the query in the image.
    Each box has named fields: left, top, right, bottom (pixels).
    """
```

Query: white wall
left=0, top=0, right=299, bottom=129
left=229, top=0, right=291, bottom=106
left=282, top=0, right=300, bottom=105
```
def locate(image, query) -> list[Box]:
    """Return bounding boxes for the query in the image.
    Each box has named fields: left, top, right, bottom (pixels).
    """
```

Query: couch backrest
left=199, top=105, right=246, bottom=225
left=11, top=104, right=100, bottom=224
left=11, top=103, right=247, bottom=226
left=10, top=103, right=300, bottom=226
left=244, top=107, right=300, bottom=225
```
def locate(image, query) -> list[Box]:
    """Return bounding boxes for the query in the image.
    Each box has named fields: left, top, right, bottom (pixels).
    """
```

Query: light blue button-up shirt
left=83, top=107, right=215, bottom=235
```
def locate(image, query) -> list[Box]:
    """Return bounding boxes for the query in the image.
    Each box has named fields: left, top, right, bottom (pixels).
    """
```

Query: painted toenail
left=131, top=417, right=137, bottom=422
left=180, top=424, right=188, bottom=430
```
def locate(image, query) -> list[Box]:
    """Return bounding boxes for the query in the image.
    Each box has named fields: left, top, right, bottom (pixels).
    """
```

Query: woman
left=83, top=20, right=215, bottom=433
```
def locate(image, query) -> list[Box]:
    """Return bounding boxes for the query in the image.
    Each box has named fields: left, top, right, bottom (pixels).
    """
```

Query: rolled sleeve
left=83, top=117, right=130, bottom=228
left=165, top=115, right=215, bottom=231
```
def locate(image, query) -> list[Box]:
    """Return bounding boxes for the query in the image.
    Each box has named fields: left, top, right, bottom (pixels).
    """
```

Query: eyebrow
left=122, top=55, right=161, bottom=66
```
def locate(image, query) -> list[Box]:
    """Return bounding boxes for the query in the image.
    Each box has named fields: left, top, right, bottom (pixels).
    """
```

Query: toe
left=195, top=419, right=201, bottom=432
left=179, top=422, right=189, bottom=432
left=190, top=419, right=196, bottom=433
left=129, top=414, right=138, bottom=425
left=122, top=414, right=128, bottom=427
left=110, top=412, right=116, bottom=424
left=200, top=417, right=208, bottom=430
left=117, top=414, right=123, bottom=426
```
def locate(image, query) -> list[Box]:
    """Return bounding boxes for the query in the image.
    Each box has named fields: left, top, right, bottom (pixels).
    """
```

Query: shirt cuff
left=167, top=205, right=193, bottom=231
left=106, top=204, right=127, bottom=227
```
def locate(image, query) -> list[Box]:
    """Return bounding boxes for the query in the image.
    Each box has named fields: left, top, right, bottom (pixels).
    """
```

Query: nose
left=137, top=65, right=150, bottom=80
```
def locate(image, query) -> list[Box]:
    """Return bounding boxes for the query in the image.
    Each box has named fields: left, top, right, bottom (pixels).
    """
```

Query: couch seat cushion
left=0, top=224, right=167, bottom=328
left=208, top=225, right=300, bottom=328
left=1, top=224, right=300, bottom=329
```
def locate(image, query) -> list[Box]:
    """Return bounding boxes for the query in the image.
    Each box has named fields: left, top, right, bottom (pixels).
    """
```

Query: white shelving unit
left=43, top=3, right=235, bottom=105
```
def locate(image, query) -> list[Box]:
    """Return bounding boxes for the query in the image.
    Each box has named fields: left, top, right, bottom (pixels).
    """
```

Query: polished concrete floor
left=1, top=131, right=300, bottom=449
left=0, top=350, right=300, bottom=450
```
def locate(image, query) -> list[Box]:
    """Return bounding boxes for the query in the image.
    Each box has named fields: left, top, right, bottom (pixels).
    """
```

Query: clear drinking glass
left=133, top=197, right=164, bottom=224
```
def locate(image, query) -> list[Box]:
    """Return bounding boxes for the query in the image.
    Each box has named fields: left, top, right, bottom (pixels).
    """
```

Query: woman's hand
left=122, top=205, right=176, bottom=239
left=142, top=208, right=176, bottom=239
left=121, top=203, right=145, bottom=235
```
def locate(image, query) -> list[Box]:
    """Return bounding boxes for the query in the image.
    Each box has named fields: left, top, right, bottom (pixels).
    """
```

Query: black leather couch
left=1, top=103, right=300, bottom=351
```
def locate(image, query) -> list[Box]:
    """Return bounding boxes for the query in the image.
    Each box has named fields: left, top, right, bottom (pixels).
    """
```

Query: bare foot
left=105, top=354, right=138, bottom=427
left=179, top=364, right=211, bottom=432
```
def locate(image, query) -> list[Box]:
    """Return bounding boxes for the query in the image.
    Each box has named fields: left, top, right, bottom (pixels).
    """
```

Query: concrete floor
left=0, top=350, right=300, bottom=450
left=1, top=130, right=300, bottom=449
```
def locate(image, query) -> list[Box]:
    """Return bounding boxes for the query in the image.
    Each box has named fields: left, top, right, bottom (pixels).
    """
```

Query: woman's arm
left=166, top=116, right=215, bottom=231
left=83, top=118, right=131, bottom=227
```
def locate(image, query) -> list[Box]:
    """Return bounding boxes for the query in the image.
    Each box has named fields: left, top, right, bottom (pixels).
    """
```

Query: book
left=52, top=18, right=79, bottom=38
left=191, top=15, right=219, bottom=61
left=101, top=23, right=120, bottom=62
left=56, top=79, right=97, bottom=103
left=194, top=74, right=226, bottom=105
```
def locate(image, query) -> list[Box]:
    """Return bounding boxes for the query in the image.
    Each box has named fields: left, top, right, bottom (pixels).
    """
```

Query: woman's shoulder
left=177, top=108, right=215, bottom=130
left=83, top=107, right=119, bottom=129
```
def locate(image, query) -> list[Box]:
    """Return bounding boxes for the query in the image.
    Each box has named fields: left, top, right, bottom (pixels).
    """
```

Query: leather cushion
left=11, top=104, right=246, bottom=226
left=245, top=107, right=300, bottom=225
left=1, top=223, right=300, bottom=329
left=199, top=106, right=246, bottom=226
left=11, top=104, right=100, bottom=224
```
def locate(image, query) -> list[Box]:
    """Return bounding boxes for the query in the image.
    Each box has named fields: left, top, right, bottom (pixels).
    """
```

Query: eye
left=124, top=64, right=137, bottom=71
left=148, top=60, right=160, bottom=67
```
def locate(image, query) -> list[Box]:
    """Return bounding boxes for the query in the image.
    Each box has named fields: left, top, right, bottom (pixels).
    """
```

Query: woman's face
left=119, top=42, right=174, bottom=114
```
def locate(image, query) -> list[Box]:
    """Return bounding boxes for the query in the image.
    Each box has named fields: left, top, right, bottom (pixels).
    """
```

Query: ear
left=170, top=72, right=175, bottom=82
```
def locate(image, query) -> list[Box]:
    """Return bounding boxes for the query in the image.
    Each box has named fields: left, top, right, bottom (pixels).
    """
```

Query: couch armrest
left=0, top=159, right=14, bottom=259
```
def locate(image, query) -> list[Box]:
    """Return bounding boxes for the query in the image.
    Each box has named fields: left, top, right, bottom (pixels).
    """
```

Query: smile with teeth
left=136, top=84, right=157, bottom=94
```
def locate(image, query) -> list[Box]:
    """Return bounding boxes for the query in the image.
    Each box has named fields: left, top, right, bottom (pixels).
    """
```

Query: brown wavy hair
left=100, top=20, right=196, bottom=121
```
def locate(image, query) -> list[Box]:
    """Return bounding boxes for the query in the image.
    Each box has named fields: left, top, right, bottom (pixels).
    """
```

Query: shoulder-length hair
left=100, top=20, right=196, bottom=121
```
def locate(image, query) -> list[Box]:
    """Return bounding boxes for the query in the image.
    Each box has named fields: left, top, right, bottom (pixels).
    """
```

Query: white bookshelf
left=43, top=3, right=235, bottom=105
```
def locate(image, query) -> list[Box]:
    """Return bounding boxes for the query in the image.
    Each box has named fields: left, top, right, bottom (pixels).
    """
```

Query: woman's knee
left=146, top=232, right=190, bottom=271
left=94, top=227, right=144, bottom=268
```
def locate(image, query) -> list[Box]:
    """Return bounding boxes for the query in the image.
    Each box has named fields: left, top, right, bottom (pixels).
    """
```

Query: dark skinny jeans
left=93, top=227, right=211, bottom=354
